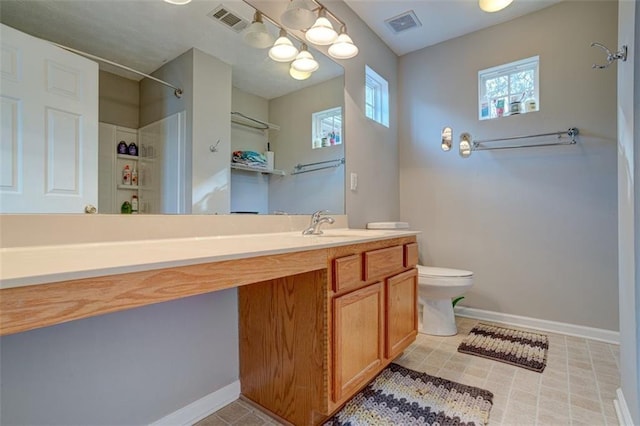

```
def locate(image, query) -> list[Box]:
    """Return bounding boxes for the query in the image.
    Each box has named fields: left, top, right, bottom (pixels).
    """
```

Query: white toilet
left=366, top=222, right=474, bottom=336
left=417, top=265, right=473, bottom=336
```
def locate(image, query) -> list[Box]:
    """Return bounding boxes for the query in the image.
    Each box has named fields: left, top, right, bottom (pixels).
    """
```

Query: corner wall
left=398, top=1, right=618, bottom=331
left=617, top=0, right=639, bottom=421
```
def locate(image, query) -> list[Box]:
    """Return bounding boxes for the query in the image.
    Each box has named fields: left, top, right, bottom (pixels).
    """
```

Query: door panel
left=0, top=23, right=98, bottom=213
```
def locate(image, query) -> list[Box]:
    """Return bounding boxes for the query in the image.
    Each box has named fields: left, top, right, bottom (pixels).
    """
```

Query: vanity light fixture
left=280, top=0, right=317, bottom=30
left=291, top=44, right=319, bottom=73
left=459, top=133, right=473, bottom=158
left=305, top=8, right=338, bottom=45
left=441, top=127, right=453, bottom=151
left=478, top=0, right=514, bottom=12
left=328, top=26, right=359, bottom=59
left=269, top=28, right=299, bottom=62
left=244, top=11, right=274, bottom=49
left=289, top=67, right=312, bottom=80
left=163, top=0, right=191, bottom=4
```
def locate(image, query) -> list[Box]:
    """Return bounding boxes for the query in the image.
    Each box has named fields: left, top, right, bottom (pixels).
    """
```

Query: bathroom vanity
left=0, top=227, right=419, bottom=425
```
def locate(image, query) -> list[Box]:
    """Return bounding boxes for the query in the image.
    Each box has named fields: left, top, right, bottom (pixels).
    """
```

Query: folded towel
left=232, top=151, right=267, bottom=168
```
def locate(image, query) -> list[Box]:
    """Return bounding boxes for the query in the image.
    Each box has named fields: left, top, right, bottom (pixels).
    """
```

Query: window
left=312, top=107, right=342, bottom=149
left=478, top=56, right=539, bottom=120
left=365, top=65, right=389, bottom=127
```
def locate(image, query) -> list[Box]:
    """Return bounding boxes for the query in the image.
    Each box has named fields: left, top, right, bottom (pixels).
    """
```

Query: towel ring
left=591, top=42, right=628, bottom=69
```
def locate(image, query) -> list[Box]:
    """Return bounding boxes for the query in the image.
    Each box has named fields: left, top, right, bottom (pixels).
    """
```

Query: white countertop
left=0, top=229, right=419, bottom=290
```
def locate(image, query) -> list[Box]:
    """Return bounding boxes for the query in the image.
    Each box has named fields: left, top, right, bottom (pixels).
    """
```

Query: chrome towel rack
left=472, top=128, right=579, bottom=152
left=291, top=158, right=345, bottom=175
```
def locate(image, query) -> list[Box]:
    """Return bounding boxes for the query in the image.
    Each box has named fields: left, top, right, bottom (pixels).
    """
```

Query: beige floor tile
left=539, top=386, right=570, bottom=405
left=195, top=414, right=229, bottom=426
left=208, top=318, right=619, bottom=426
left=231, top=412, right=270, bottom=426
left=215, top=402, right=251, bottom=424
left=571, top=406, right=606, bottom=424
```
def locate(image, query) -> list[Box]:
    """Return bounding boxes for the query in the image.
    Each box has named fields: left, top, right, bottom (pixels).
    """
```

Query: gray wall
left=398, top=1, right=619, bottom=330
left=139, top=48, right=232, bottom=215
left=0, top=291, right=239, bottom=425
left=618, top=0, right=639, bottom=421
left=269, top=77, right=345, bottom=215
left=99, top=70, right=140, bottom=129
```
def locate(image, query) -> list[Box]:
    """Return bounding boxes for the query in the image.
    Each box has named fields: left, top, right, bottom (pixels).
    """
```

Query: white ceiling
left=0, top=0, right=560, bottom=99
left=0, top=0, right=343, bottom=100
left=343, top=0, right=561, bottom=56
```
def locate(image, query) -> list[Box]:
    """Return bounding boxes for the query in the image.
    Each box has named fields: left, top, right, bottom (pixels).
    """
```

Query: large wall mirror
left=0, top=0, right=345, bottom=215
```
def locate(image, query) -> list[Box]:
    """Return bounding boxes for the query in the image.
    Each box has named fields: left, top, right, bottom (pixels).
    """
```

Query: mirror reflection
left=0, top=0, right=345, bottom=215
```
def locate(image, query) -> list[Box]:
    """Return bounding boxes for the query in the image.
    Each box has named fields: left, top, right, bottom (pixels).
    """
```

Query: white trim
left=151, top=380, right=240, bottom=426
left=455, top=306, right=620, bottom=344
left=614, top=388, right=635, bottom=425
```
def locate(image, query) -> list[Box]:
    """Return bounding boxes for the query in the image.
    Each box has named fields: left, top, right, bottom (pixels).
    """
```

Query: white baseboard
left=151, top=380, right=240, bottom=426
left=614, top=388, right=635, bottom=425
left=455, top=306, right=620, bottom=344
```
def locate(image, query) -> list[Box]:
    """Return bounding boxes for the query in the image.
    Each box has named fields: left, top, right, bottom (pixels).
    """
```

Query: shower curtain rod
left=473, top=127, right=579, bottom=151
left=51, top=42, right=183, bottom=98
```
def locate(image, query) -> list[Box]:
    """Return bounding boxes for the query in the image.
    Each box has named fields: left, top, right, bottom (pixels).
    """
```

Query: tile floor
left=196, top=317, right=620, bottom=425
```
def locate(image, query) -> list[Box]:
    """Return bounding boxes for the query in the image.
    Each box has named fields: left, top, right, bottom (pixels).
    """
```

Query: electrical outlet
left=350, top=173, right=358, bottom=191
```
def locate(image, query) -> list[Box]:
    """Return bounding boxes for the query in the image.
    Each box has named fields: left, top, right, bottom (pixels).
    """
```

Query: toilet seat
left=417, top=265, right=473, bottom=278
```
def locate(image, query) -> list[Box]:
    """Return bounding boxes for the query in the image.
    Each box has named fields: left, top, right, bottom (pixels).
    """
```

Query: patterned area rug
left=324, top=363, right=494, bottom=426
left=458, top=323, right=549, bottom=372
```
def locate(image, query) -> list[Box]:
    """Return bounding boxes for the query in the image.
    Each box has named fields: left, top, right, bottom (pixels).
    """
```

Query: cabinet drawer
left=333, top=254, right=362, bottom=293
left=404, top=243, right=419, bottom=268
left=363, top=245, right=404, bottom=281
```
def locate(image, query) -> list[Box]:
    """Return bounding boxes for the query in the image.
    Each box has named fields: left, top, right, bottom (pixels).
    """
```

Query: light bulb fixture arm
left=242, top=1, right=306, bottom=46
left=309, top=0, right=346, bottom=29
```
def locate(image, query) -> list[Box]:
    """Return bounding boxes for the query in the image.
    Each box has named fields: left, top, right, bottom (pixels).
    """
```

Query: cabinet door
left=386, top=268, right=418, bottom=359
left=333, top=282, right=384, bottom=402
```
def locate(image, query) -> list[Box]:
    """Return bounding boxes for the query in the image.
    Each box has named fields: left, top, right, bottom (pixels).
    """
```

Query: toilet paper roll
left=265, top=151, right=274, bottom=171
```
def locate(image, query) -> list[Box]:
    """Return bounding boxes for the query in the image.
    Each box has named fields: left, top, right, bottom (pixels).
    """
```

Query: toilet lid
left=417, top=265, right=473, bottom=278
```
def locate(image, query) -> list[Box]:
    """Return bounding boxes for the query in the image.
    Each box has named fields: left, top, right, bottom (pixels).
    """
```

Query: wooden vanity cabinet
left=238, top=237, right=418, bottom=426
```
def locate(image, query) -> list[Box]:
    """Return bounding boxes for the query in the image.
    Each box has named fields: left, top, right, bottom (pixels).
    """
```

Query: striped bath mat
left=458, top=323, right=549, bottom=372
left=324, top=363, right=494, bottom=425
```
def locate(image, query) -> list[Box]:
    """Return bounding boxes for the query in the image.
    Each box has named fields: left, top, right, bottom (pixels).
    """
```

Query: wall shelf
left=117, top=153, right=139, bottom=160
left=231, top=163, right=285, bottom=176
left=117, top=184, right=139, bottom=190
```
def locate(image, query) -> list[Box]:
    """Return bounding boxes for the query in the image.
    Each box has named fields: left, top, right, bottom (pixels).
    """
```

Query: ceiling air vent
left=384, top=10, right=422, bottom=34
left=207, top=5, right=249, bottom=33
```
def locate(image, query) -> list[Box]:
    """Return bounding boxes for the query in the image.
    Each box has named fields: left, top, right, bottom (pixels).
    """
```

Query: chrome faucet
left=302, top=210, right=335, bottom=235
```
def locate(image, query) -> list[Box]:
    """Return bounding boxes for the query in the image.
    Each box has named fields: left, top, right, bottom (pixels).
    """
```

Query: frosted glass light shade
left=244, top=13, right=274, bottom=49
left=328, top=32, right=358, bottom=59
left=281, top=0, right=316, bottom=30
left=479, top=0, right=513, bottom=12
left=290, top=67, right=312, bottom=80
left=305, top=16, right=338, bottom=45
left=164, top=0, right=191, bottom=4
left=459, top=133, right=472, bottom=158
left=269, top=30, right=299, bottom=62
left=291, top=47, right=319, bottom=72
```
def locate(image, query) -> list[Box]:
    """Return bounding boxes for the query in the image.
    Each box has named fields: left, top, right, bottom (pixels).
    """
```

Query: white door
left=0, top=24, right=98, bottom=213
